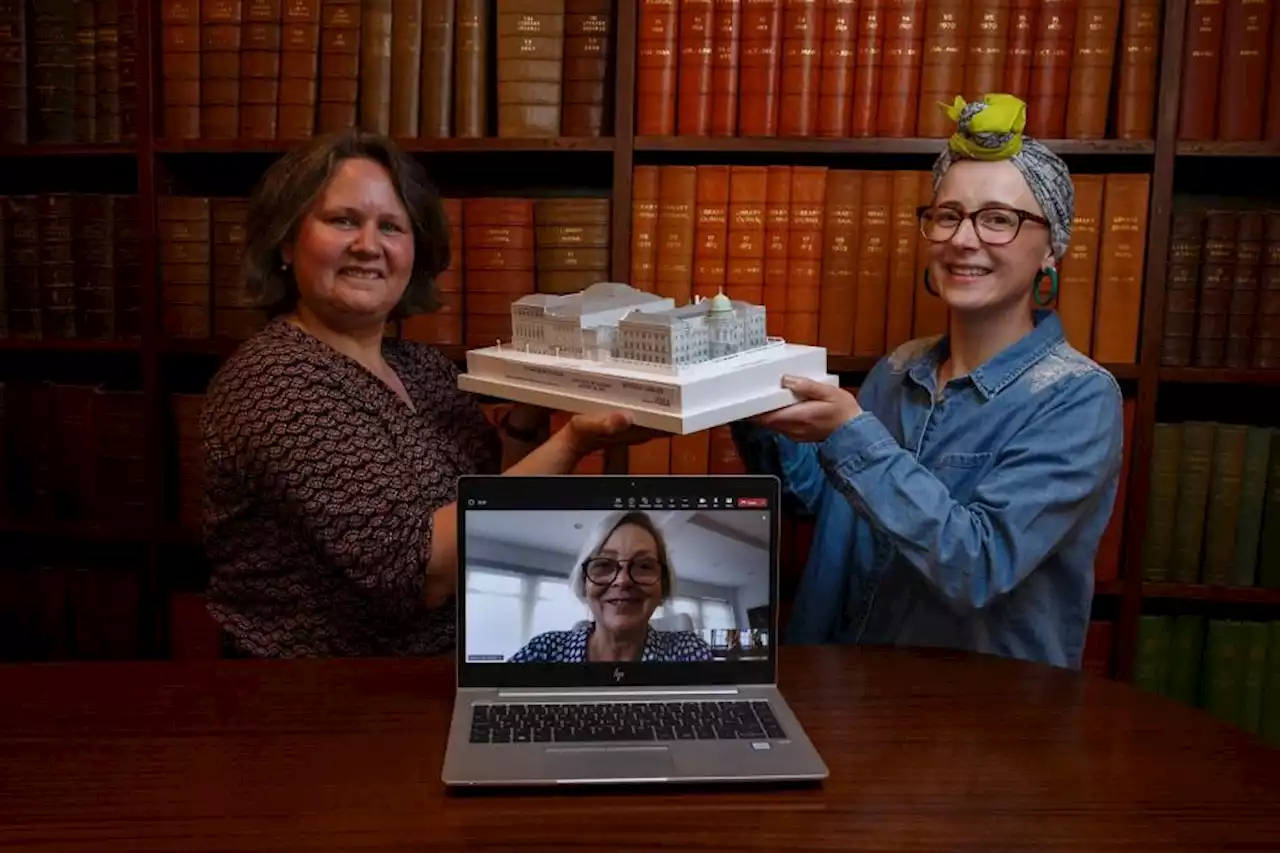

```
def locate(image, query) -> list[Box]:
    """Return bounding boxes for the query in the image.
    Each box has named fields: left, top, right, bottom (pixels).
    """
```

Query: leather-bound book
left=170, top=394, right=205, bottom=532
left=739, top=0, right=783, bottom=135
left=1160, top=199, right=1204, bottom=367
left=318, top=1, right=361, bottom=132
left=1225, top=209, right=1264, bottom=368
left=161, top=0, right=200, bottom=140
left=403, top=197, right=463, bottom=344
left=1178, top=0, right=1226, bottom=140
left=74, top=0, right=96, bottom=142
left=240, top=0, right=283, bottom=140
left=359, top=0, right=392, bottom=134
left=877, top=0, right=925, bottom=137
left=5, top=197, right=42, bottom=339
left=630, top=165, right=660, bottom=291
left=497, top=0, right=565, bottom=138
left=1113, top=0, right=1159, bottom=139
left=849, top=0, right=880, bottom=136
left=671, top=430, right=710, bottom=473
left=93, top=0, right=121, bottom=142
left=727, top=165, right=767, bottom=303
left=1064, top=0, right=1119, bottom=139
left=693, top=165, right=730, bottom=300
left=853, top=171, right=892, bottom=356
left=1090, top=173, right=1149, bottom=364
left=32, top=0, right=76, bottom=142
left=885, top=170, right=920, bottom=351
left=562, top=0, right=612, bottom=137
left=534, top=197, right=611, bottom=293
left=37, top=195, right=76, bottom=340
left=629, top=437, right=673, bottom=474
left=637, top=0, right=680, bottom=135
left=454, top=0, right=487, bottom=137
left=917, top=0, right=969, bottom=137
left=416, top=0, right=453, bottom=138
left=964, top=0, right=1011, bottom=101
left=913, top=170, right=948, bottom=337
left=201, top=0, right=244, bottom=140
left=117, top=0, right=137, bottom=138
left=0, top=0, right=26, bottom=143
left=819, top=169, right=860, bottom=355
left=1268, top=21, right=1280, bottom=141
left=780, top=0, right=823, bottom=137
left=279, top=0, right=322, bottom=139
left=678, top=0, right=714, bottom=135
left=389, top=0, right=422, bottom=137
left=113, top=194, right=142, bottom=338
left=817, top=0, right=855, bottom=137
left=1191, top=209, right=1235, bottom=367
left=708, top=425, right=746, bottom=472
left=1003, top=0, right=1036, bottom=99
left=71, top=194, right=116, bottom=340
left=655, top=165, right=698, bottom=303
left=1254, top=211, right=1280, bottom=367
left=1056, top=173, right=1104, bottom=354
left=1025, top=0, right=1077, bottom=138
left=0, top=201, right=7, bottom=337
left=1093, top=398, right=1135, bottom=584
left=212, top=198, right=265, bottom=341
left=157, top=196, right=212, bottom=340
left=1217, top=0, right=1274, bottom=140
left=462, top=198, right=535, bottom=348
left=787, top=165, right=826, bottom=344
left=710, top=0, right=741, bottom=135
left=762, top=165, right=790, bottom=337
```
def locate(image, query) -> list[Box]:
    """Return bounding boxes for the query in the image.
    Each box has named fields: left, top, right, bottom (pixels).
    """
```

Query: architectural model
left=456, top=282, right=838, bottom=435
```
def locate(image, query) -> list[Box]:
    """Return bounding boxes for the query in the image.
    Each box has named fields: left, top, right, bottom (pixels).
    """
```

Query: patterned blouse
left=508, top=623, right=714, bottom=663
left=200, top=318, right=502, bottom=658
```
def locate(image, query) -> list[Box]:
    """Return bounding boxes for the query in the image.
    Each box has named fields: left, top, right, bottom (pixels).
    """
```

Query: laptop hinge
left=496, top=687, right=741, bottom=699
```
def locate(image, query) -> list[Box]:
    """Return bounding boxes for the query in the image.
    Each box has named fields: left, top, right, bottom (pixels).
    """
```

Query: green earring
left=1033, top=267, right=1058, bottom=306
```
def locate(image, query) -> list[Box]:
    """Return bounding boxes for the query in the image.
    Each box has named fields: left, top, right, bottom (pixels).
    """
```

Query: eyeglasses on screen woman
left=583, top=556, right=664, bottom=586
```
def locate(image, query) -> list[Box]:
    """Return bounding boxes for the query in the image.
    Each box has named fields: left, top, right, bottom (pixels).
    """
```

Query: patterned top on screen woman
left=508, top=623, right=714, bottom=663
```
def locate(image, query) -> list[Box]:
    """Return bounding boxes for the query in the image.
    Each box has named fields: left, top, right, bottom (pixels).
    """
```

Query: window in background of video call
left=464, top=504, right=772, bottom=663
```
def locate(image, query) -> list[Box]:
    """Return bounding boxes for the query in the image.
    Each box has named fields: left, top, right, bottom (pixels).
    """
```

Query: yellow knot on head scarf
left=931, top=93, right=1074, bottom=260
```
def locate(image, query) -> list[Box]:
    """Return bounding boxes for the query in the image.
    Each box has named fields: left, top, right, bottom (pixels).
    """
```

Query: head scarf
left=930, top=94, right=1075, bottom=261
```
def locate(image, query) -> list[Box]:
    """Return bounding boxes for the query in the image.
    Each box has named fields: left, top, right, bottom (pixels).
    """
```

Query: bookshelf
left=0, top=0, right=1278, bottom=716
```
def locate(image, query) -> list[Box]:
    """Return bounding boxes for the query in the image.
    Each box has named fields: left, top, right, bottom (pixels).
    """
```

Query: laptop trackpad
left=545, top=746, right=674, bottom=781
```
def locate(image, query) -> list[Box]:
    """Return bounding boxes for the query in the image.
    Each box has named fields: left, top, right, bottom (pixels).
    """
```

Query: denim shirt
left=733, top=311, right=1124, bottom=669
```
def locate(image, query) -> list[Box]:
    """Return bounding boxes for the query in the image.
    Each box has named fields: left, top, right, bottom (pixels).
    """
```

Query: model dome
left=708, top=291, right=733, bottom=313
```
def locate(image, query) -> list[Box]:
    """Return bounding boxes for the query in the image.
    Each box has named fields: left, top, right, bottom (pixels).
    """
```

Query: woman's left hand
left=751, top=375, right=864, bottom=443
left=564, top=410, right=666, bottom=456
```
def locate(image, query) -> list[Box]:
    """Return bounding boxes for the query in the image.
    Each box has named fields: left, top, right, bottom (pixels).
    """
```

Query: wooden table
left=1, top=646, right=1277, bottom=852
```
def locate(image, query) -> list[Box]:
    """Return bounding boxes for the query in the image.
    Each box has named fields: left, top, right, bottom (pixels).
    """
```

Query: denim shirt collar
left=905, top=310, right=1065, bottom=401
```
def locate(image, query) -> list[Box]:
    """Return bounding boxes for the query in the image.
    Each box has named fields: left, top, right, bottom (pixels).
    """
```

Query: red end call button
left=737, top=497, right=768, bottom=508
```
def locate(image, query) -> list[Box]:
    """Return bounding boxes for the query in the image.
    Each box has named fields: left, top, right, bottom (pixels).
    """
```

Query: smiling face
left=281, top=157, right=415, bottom=327
left=584, top=523, right=665, bottom=638
left=926, top=159, right=1056, bottom=316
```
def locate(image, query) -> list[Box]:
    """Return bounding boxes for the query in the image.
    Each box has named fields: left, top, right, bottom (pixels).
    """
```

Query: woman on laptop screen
left=508, top=511, right=714, bottom=663
left=199, top=131, right=655, bottom=658
left=732, top=94, right=1124, bottom=670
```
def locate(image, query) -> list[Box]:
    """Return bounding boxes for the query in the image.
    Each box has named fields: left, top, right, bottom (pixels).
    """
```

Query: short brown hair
left=242, top=130, right=450, bottom=318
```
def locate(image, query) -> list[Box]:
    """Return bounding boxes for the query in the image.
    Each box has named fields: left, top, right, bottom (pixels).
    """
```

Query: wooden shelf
left=1175, top=141, right=1280, bottom=157
left=0, top=142, right=136, bottom=157
left=0, top=337, right=141, bottom=352
left=160, top=337, right=243, bottom=356
left=1143, top=583, right=1280, bottom=604
left=1159, top=367, right=1280, bottom=385
left=634, top=137, right=1156, bottom=156
left=155, top=137, right=615, bottom=154
left=1096, top=580, right=1123, bottom=596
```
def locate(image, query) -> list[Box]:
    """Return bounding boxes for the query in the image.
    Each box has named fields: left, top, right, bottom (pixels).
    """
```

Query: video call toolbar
left=463, top=494, right=772, bottom=510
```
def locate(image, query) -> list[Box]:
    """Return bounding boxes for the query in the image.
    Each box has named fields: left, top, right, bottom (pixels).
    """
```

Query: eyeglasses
left=916, top=205, right=1050, bottom=246
left=582, top=556, right=664, bottom=586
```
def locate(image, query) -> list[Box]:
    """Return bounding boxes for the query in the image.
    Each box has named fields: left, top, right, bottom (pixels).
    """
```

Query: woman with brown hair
left=200, top=130, right=653, bottom=658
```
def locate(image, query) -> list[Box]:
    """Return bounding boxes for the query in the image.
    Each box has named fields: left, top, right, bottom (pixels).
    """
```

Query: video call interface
left=463, top=494, right=773, bottom=665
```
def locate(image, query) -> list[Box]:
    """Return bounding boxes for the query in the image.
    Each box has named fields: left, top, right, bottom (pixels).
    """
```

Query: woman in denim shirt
left=733, top=94, right=1125, bottom=669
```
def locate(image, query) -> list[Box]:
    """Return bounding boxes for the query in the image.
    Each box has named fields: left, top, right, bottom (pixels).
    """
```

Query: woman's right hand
left=563, top=410, right=666, bottom=456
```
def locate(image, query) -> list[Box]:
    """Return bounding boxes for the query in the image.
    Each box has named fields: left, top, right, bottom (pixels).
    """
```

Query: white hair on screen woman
left=566, top=510, right=678, bottom=604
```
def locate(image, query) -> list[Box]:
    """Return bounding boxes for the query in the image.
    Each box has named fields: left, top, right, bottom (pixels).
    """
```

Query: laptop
left=442, top=474, right=829, bottom=787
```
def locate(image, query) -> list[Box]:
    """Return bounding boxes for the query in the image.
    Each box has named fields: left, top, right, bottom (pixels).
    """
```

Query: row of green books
left=1141, top=422, right=1280, bottom=587
left=1134, top=616, right=1280, bottom=745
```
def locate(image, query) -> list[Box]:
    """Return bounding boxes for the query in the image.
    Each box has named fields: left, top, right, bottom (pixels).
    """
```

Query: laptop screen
left=456, top=475, right=780, bottom=689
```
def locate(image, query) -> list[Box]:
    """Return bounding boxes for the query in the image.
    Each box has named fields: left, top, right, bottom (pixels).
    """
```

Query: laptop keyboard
left=468, top=700, right=787, bottom=743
